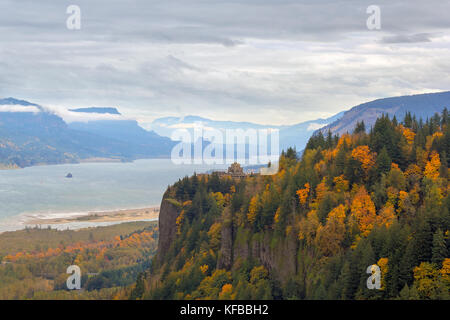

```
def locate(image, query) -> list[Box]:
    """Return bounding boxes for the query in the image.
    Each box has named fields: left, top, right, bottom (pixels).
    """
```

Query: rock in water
left=66, top=173, right=73, bottom=178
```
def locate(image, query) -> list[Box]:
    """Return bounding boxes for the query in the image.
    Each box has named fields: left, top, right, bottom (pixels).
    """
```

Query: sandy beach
left=25, top=207, right=159, bottom=226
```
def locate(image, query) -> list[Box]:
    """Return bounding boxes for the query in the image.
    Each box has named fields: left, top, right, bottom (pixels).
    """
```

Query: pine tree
left=356, top=241, right=376, bottom=299
left=341, top=256, right=360, bottom=299
left=130, top=272, right=146, bottom=300
left=354, top=121, right=366, bottom=134
left=399, top=239, right=417, bottom=287
left=431, top=229, right=447, bottom=268
left=404, top=112, right=413, bottom=128
left=376, top=147, right=391, bottom=176
left=414, top=218, right=434, bottom=263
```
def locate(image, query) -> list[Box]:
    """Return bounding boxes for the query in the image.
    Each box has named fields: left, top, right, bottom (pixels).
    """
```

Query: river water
left=0, top=159, right=226, bottom=232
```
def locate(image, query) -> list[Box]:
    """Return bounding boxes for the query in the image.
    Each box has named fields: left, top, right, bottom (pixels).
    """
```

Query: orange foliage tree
left=399, top=124, right=416, bottom=144
left=296, top=183, right=310, bottom=205
left=350, top=186, right=377, bottom=236
left=351, top=145, right=376, bottom=173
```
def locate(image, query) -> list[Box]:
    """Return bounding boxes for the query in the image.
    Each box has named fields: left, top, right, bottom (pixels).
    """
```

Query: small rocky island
left=65, top=173, right=73, bottom=178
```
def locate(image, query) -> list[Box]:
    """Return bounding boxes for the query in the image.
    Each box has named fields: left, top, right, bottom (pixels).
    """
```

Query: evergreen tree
left=376, top=147, right=391, bottom=176
left=130, top=272, right=146, bottom=300
left=340, top=256, right=360, bottom=299
left=414, top=218, right=434, bottom=263
left=431, top=229, right=447, bottom=267
left=354, top=121, right=366, bottom=134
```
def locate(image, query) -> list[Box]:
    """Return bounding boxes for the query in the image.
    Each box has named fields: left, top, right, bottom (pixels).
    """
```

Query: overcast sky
left=1, top=0, right=450, bottom=125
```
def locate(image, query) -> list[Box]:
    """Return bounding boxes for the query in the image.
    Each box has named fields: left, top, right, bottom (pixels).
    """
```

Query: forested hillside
left=135, top=110, right=450, bottom=300
left=0, top=222, right=158, bottom=299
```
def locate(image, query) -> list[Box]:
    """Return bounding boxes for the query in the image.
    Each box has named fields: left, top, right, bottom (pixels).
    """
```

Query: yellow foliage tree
left=377, top=257, right=389, bottom=290
left=413, top=262, right=442, bottom=299
left=274, top=207, right=281, bottom=224
left=397, top=191, right=409, bottom=214
left=298, top=210, right=320, bottom=246
left=176, top=210, right=185, bottom=235
left=200, top=264, right=209, bottom=275
left=416, top=147, right=429, bottom=168
left=376, top=205, right=396, bottom=228
left=386, top=186, right=399, bottom=206
left=314, top=179, right=328, bottom=203
left=440, top=258, right=450, bottom=287
left=425, top=131, right=443, bottom=151
left=314, top=159, right=326, bottom=175
left=399, top=124, right=416, bottom=144
left=212, top=192, right=225, bottom=207
left=247, top=195, right=260, bottom=225
left=333, top=175, right=349, bottom=193
left=296, top=183, right=310, bottom=205
left=424, top=151, right=441, bottom=180
left=350, top=186, right=377, bottom=237
left=315, top=205, right=347, bottom=256
left=351, top=145, right=376, bottom=173
left=219, top=283, right=233, bottom=300
left=208, top=223, right=222, bottom=251
left=405, top=164, right=422, bottom=178
left=331, top=134, right=352, bottom=158
left=327, top=204, right=347, bottom=224
left=250, top=265, right=269, bottom=284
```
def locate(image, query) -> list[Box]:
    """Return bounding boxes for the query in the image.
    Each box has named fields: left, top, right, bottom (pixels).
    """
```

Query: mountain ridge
left=319, top=91, right=450, bottom=135
left=150, top=112, right=345, bottom=152
left=70, top=107, right=122, bottom=115
left=2, top=90, right=450, bottom=168
left=0, top=99, right=175, bottom=167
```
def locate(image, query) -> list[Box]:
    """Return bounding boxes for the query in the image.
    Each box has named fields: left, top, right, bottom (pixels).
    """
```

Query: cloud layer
left=0, top=105, right=40, bottom=113
left=1, top=0, right=450, bottom=125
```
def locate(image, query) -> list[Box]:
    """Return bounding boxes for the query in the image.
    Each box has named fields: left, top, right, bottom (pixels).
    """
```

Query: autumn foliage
left=136, top=110, right=449, bottom=300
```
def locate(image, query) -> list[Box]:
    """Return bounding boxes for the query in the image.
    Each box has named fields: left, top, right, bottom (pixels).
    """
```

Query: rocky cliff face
left=156, top=195, right=298, bottom=284
left=155, top=198, right=180, bottom=265
left=217, top=216, right=233, bottom=270
left=229, top=227, right=298, bottom=284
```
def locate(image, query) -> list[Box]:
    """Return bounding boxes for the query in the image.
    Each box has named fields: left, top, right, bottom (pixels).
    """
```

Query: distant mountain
left=0, top=99, right=175, bottom=167
left=151, top=91, right=450, bottom=154
left=279, top=111, right=345, bottom=151
left=149, top=112, right=344, bottom=152
left=0, top=97, right=43, bottom=109
left=150, top=115, right=273, bottom=136
left=4, top=90, right=447, bottom=168
left=70, top=107, right=121, bottom=115
left=0, top=105, right=123, bottom=167
left=319, top=91, right=450, bottom=135
left=68, top=109, right=175, bottom=158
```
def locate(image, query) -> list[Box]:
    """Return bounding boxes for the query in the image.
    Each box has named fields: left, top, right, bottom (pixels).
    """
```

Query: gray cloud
left=381, top=33, right=434, bottom=44
left=0, top=0, right=450, bottom=125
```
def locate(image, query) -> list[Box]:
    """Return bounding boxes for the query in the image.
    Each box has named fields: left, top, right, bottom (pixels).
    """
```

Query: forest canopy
left=137, top=110, right=450, bottom=300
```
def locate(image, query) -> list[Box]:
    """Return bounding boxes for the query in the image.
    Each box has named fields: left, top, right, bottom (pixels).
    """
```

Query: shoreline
left=0, top=206, right=160, bottom=234
left=24, top=207, right=160, bottom=226
left=0, top=156, right=173, bottom=170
